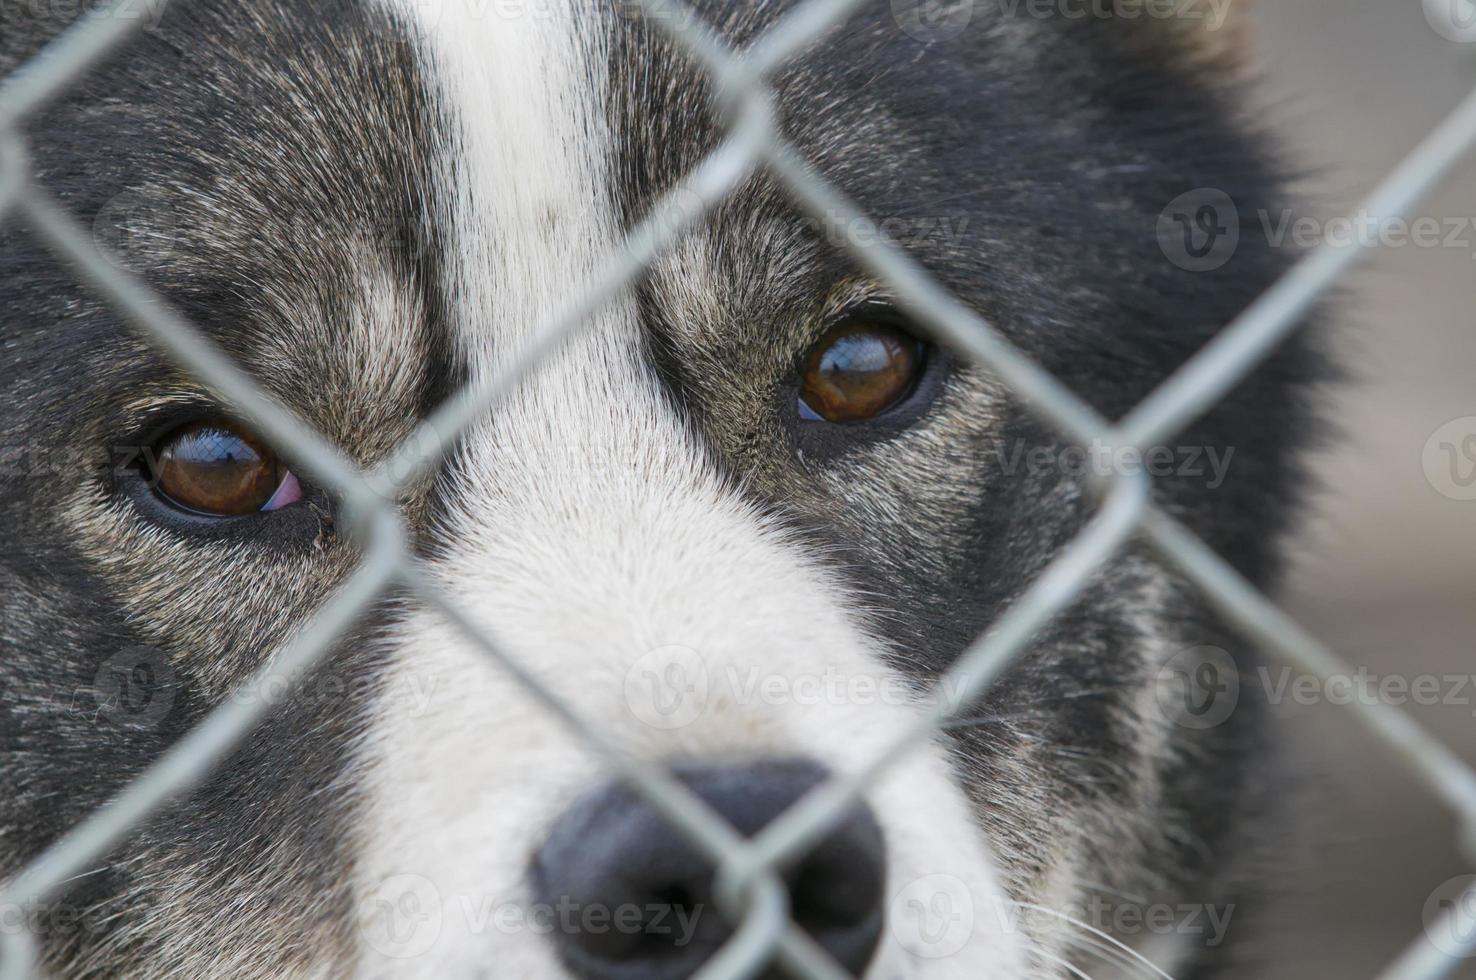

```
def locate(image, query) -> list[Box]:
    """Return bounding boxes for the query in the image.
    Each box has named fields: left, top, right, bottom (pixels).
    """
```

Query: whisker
left=1013, top=928, right=1133, bottom=980
left=1028, top=946, right=1099, bottom=980
left=1007, top=902, right=1177, bottom=980
left=1053, top=930, right=1157, bottom=980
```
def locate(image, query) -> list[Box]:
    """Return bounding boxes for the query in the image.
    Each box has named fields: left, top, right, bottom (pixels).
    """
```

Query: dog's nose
left=531, top=758, right=886, bottom=980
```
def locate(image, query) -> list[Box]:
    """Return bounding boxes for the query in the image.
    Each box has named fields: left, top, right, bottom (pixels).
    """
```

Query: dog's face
left=0, top=1, right=1313, bottom=977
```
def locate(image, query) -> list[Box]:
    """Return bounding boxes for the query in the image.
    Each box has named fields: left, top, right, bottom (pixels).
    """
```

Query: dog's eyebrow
left=117, top=390, right=220, bottom=420
left=817, top=277, right=894, bottom=322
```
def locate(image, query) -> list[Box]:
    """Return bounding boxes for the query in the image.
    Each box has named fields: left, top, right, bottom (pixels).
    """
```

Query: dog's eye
left=798, top=320, right=924, bottom=423
left=148, top=421, right=301, bottom=516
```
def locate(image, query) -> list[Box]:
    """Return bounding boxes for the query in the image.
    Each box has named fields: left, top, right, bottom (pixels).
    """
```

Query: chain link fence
left=1, top=1, right=1475, bottom=978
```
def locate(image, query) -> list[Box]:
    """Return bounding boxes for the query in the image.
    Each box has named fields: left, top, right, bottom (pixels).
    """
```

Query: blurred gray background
left=1232, top=0, right=1475, bottom=975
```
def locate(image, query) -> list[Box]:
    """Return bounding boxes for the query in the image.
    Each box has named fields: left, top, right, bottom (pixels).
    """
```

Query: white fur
left=352, top=2, right=1026, bottom=976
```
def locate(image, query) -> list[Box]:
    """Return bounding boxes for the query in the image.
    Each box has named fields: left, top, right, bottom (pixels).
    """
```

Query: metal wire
left=1, top=1, right=1474, bottom=978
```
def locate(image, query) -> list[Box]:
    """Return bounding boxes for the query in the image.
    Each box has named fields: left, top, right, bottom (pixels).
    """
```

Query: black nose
left=531, top=758, right=886, bottom=980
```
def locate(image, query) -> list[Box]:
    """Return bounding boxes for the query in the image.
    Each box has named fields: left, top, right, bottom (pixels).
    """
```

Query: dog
left=0, top=0, right=1319, bottom=977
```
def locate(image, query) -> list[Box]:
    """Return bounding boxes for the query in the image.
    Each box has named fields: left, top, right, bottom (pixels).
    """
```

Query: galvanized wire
left=0, top=1, right=1474, bottom=979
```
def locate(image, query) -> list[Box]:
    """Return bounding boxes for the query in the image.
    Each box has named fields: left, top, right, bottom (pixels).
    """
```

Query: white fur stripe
left=353, top=3, right=1026, bottom=977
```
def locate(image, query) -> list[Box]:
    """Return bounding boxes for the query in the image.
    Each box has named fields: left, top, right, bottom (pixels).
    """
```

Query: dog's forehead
left=13, top=0, right=1265, bottom=460
left=392, top=0, right=631, bottom=376
left=387, top=0, right=825, bottom=382
left=57, top=0, right=821, bottom=450
left=32, top=0, right=1103, bottom=446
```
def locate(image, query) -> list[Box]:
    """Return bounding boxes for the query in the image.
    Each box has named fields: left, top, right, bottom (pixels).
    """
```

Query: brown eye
left=798, top=320, right=924, bottom=423
left=150, top=421, right=301, bottom=516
